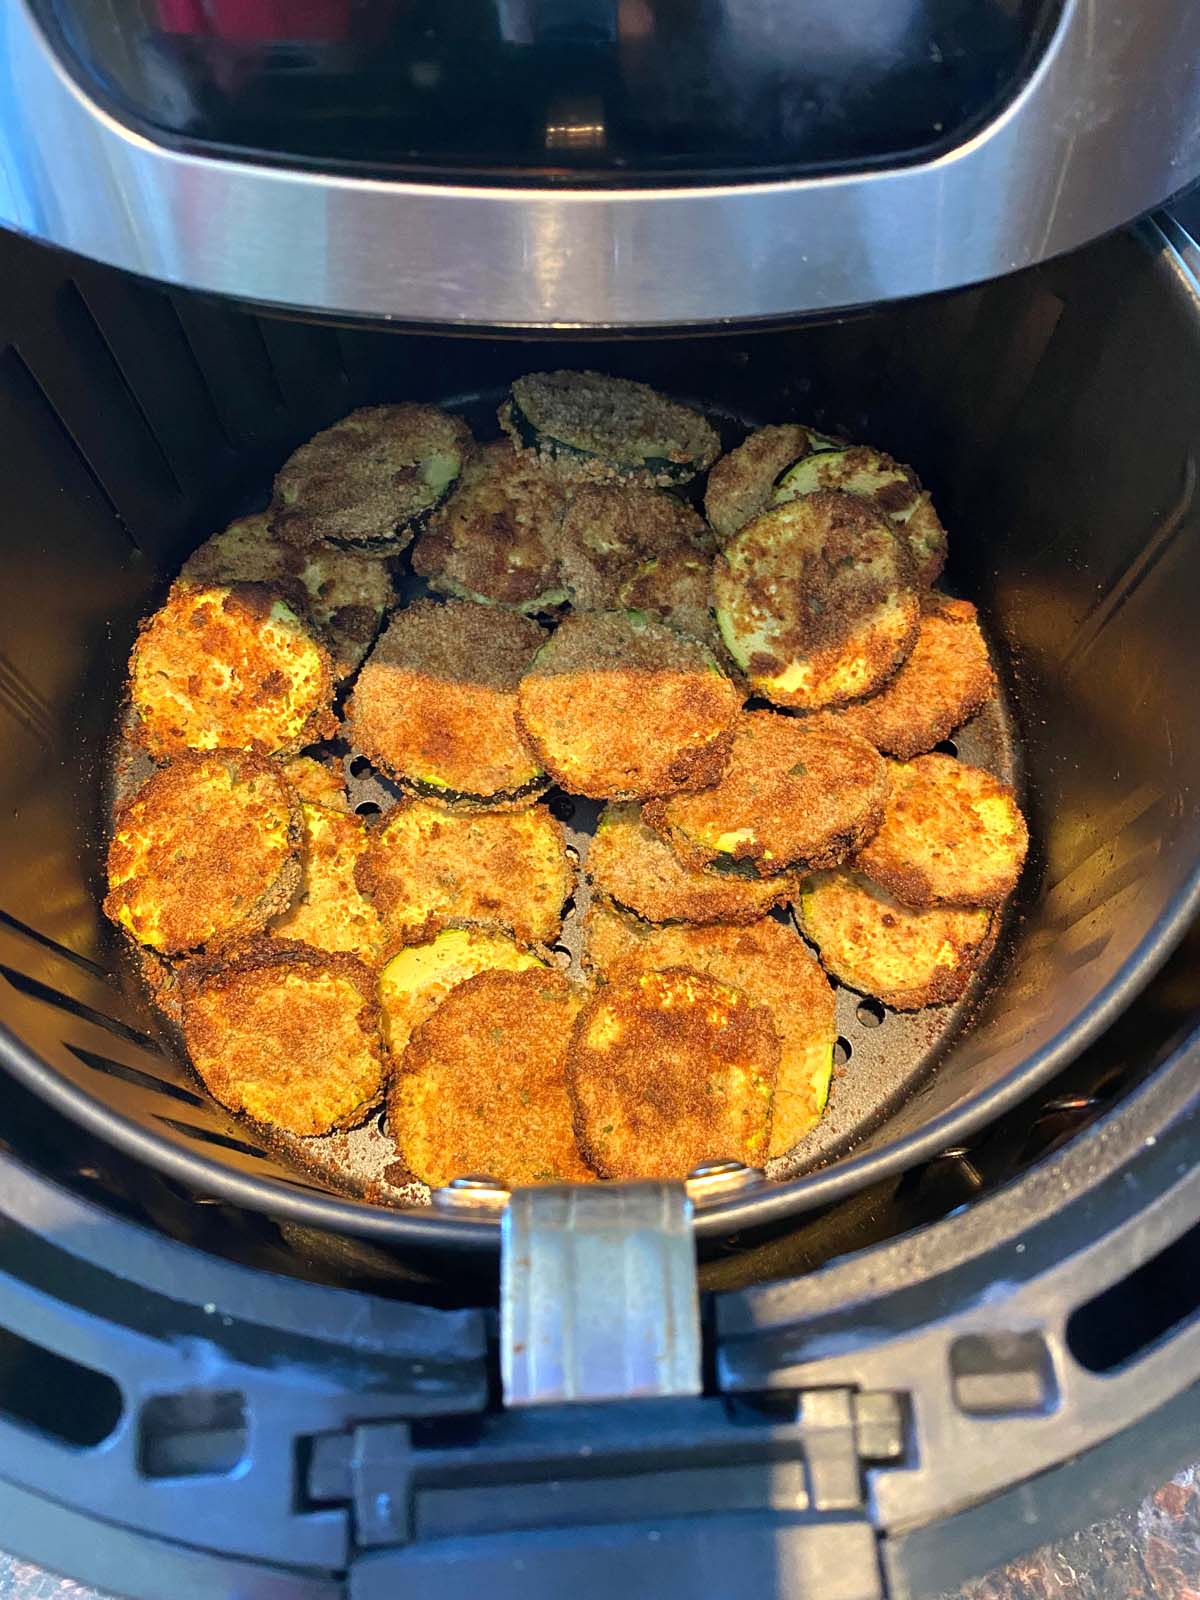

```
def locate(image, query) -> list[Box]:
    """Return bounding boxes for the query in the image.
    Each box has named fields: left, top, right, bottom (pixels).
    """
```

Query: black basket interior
left=1, top=223, right=1199, bottom=1246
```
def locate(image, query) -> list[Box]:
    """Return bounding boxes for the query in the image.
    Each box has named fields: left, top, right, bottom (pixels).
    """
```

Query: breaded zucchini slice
left=586, top=803, right=793, bottom=924
left=556, top=484, right=713, bottom=610
left=269, top=404, right=471, bottom=554
left=269, top=802, right=382, bottom=964
left=500, top=370, right=720, bottom=487
left=105, top=750, right=301, bottom=956
left=347, top=599, right=547, bottom=809
left=644, top=712, right=887, bottom=878
left=129, top=582, right=336, bottom=759
left=411, top=441, right=569, bottom=612
left=797, top=870, right=997, bottom=1010
left=705, top=423, right=840, bottom=543
left=616, top=546, right=722, bottom=656
left=179, top=942, right=386, bottom=1135
left=823, top=593, right=997, bottom=759
left=855, top=754, right=1028, bottom=909
left=516, top=610, right=739, bottom=801
left=389, top=968, right=590, bottom=1188
left=772, top=445, right=947, bottom=585
left=355, top=801, right=572, bottom=947
left=378, top=926, right=546, bottom=1061
left=181, top=512, right=392, bottom=675
left=586, top=903, right=835, bottom=1158
left=568, top=968, right=779, bottom=1177
left=281, top=755, right=349, bottom=811
left=713, top=492, right=919, bottom=710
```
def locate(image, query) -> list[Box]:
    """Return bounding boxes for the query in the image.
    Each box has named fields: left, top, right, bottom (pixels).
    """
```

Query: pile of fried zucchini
left=105, top=372, right=1027, bottom=1189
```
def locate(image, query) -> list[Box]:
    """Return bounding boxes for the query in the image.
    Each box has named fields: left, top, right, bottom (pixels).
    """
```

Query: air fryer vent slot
left=1067, top=1217, right=1200, bottom=1373
left=0, top=964, right=161, bottom=1053
left=66, top=1045, right=206, bottom=1109
left=0, top=910, right=109, bottom=980
left=0, top=1325, right=122, bottom=1448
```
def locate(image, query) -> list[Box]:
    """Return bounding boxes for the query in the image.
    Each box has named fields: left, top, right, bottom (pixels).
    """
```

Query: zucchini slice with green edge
left=500, top=370, right=720, bottom=487
left=713, top=491, right=920, bottom=710
left=410, top=441, right=570, bottom=614
left=270, top=404, right=472, bottom=555
left=771, top=444, right=947, bottom=584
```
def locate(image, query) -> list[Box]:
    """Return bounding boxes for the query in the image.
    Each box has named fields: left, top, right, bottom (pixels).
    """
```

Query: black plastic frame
left=0, top=1003, right=1197, bottom=1595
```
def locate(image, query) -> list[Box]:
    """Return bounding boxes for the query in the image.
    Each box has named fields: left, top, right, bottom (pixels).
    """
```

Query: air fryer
left=2, top=0, right=1200, bottom=1596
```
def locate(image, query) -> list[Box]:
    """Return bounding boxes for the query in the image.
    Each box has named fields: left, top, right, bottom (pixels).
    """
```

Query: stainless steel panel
left=1, top=0, right=1199, bottom=326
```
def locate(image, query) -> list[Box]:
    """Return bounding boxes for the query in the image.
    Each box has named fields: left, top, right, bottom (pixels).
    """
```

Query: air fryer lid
left=5, top=0, right=1200, bottom=323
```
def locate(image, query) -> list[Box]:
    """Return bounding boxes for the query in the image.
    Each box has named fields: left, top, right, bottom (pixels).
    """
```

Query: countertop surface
left=0, top=1467, right=1196, bottom=1599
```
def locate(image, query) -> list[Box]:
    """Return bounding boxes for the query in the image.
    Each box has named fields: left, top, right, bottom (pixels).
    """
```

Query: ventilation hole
left=355, top=801, right=382, bottom=817
left=933, top=739, right=959, bottom=757
left=0, top=964, right=162, bottom=1052
left=0, top=1326, right=122, bottom=1446
left=561, top=896, right=577, bottom=917
left=0, top=910, right=109, bottom=979
left=950, top=1332, right=1056, bottom=1416
left=552, top=944, right=573, bottom=968
left=833, top=1037, right=852, bottom=1067
left=564, top=845, right=581, bottom=865
left=855, top=998, right=886, bottom=1029
left=1067, top=1217, right=1200, bottom=1373
left=548, top=793, right=576, bottom=821
left=138, top=1390, right=246, bottom=1479
left=349, top=755, right=374, bottom=778
left=153, top=1116, right=271, bottom=1159
left=66, top=1045, right=205, bottom=1107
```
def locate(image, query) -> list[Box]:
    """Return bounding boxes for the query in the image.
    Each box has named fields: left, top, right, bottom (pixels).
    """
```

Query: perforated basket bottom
left=107, top=391, right=1022, bottom=1211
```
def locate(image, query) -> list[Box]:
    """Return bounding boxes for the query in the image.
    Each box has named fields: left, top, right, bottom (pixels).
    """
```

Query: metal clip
left=502, top=1183, right=701, bottom=1406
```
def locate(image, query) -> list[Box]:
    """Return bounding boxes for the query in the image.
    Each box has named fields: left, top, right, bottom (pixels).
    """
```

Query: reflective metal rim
left=2, top=0, right=1200, bottom=328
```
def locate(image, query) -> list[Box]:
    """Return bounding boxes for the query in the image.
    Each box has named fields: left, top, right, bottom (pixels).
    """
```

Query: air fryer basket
left=1, top=219, right=1199, bottom=1253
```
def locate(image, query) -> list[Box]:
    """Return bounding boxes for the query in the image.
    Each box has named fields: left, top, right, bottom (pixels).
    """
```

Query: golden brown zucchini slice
left=500, top=370, right=719, bottom=486
left=389, top=968, right=590, bottom=1188
left=586, top=803, right=793, bottom=925
left=821, top=593, right=997, bottom=759
left=705, top=423, right=839, bottom=543
left=347, top=599, right=547, bottom=809
left=270, top=404, right=471, bottom=554
left=585, top=903, right=835, bottom=1157
left=129, top=582, right=336, bottom=759
left=516, top=610, right=739, bottom=801
left=269, top=802, right=382, bottom=964
left=378, top=926, right=545, bottom=1061
left=556, top=483, right=713, bottom=609
left=411, top=441, right=569, bottom=613
left=855, top=754, right=1028, bottom=909
left=568, top=968, right=779, bottom=1177
left=355, top=801, right=572, bottom=948
left=773, top=445, right=947, bottom=585
left=105, top=750, right=301, bottom=956
left=645, top=713, right=887, bottom=877
left=179, top=942, right=386, bottom=1135
left=797, top=870, right=997, bottom=1010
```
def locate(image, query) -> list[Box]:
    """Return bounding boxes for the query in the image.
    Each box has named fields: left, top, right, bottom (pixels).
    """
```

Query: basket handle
left=501, top=1182, right=703, bottom=1406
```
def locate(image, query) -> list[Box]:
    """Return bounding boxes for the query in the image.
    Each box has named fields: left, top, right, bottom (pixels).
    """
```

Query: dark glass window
left=36, top=0, right=1061, bottom=185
